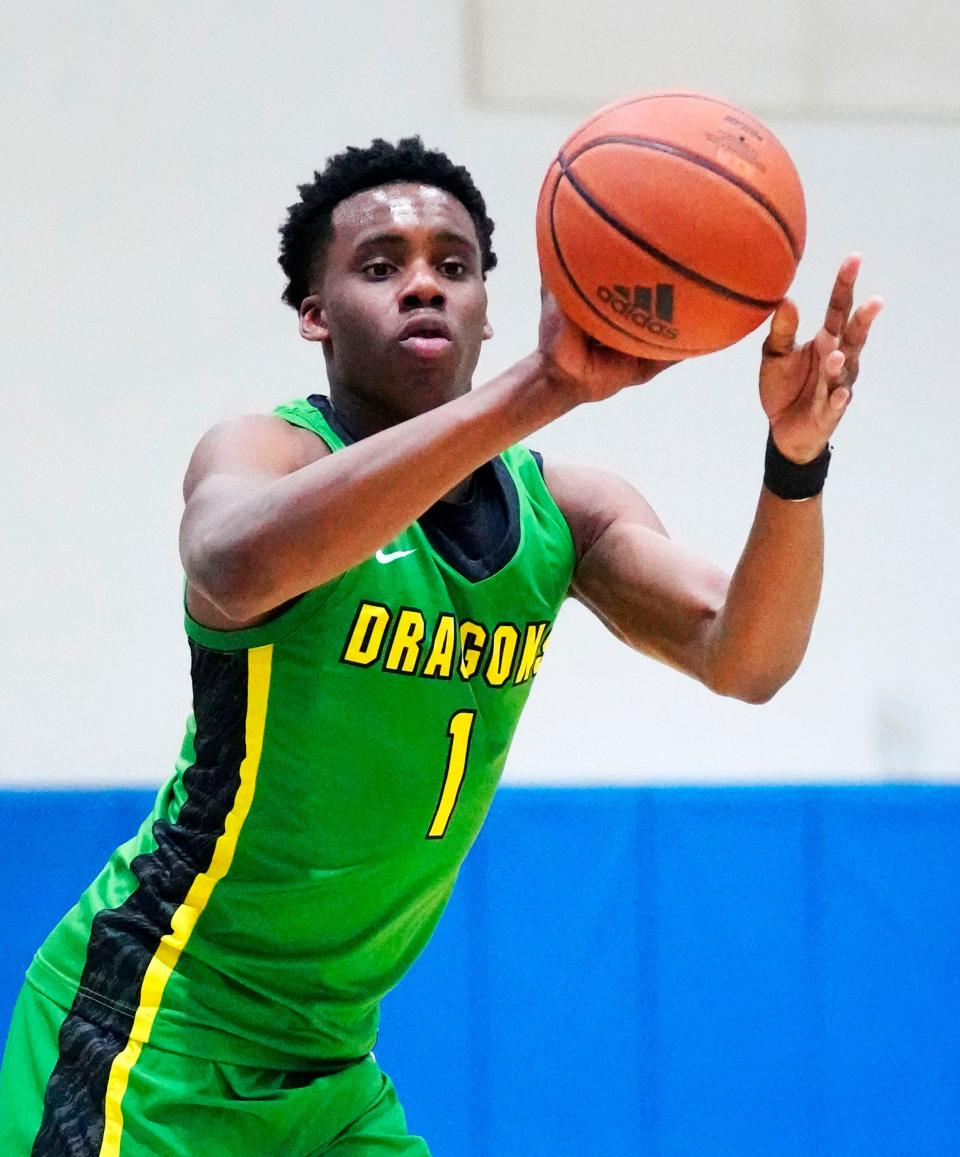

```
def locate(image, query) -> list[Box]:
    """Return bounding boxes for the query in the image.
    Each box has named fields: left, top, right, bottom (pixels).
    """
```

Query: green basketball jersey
left=29, top=397, right=576, bottom=1070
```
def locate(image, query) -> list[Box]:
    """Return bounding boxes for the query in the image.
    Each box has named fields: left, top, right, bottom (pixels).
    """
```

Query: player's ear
left=482, top=317, right=493, bottom=341
left=299, top=295, right=329, bottom=342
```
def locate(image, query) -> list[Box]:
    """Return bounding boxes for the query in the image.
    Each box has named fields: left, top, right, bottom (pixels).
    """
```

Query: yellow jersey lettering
left=341, top=602, right=392, bottom=667
left=343, top=603, right=554, bottom=685
left=514, top=621, right=548, bottom=684
left=532, top=625, right=552, bottom=675
left=384, top=608, right=427, bottom=674
left=485, top=624, right=520, bottom=687
left=459, top=621, right=488, bottom=680
left=422, top=613, right=457, bottom=679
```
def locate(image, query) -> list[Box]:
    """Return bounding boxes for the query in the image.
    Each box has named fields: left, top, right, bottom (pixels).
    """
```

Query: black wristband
left=763, top=431, right=831, bottom=500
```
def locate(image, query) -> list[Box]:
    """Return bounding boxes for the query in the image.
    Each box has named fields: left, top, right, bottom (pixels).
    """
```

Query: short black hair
left=278, top=136, right=498, bottom=310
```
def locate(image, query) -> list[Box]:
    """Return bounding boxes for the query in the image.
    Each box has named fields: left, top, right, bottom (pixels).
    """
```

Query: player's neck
left=326, top=380, right=470, bottom=441
left=325, top=388, right=475, bottom=503
left=325, top=390, right=396, bottom=441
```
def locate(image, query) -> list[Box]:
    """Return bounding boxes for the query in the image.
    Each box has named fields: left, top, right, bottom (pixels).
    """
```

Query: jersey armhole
left=271, top=396, right=344, bottom=453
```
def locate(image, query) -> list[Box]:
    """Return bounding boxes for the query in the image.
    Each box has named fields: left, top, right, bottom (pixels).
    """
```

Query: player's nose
left=399, top=260, right=445, bottom=311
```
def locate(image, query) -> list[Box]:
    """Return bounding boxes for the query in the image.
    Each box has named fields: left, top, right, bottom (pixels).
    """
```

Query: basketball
left=536, top=90, right=806, bottom=360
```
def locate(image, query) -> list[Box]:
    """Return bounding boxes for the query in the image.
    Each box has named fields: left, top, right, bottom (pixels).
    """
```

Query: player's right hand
left=537, top=289, right=674, bottom=404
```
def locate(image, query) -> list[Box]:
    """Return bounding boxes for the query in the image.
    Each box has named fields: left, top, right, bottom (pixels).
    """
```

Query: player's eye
left=440, top=259, right=467, bottom=278
left=363, top=261, right=395, bottom=279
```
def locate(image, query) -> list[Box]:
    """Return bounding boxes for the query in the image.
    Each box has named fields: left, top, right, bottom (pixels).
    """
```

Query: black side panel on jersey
left=31, top=644, right=249, bottom=1156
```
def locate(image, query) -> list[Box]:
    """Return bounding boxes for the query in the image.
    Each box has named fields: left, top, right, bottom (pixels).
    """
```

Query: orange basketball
left=536, top=90, right=806, bottom=360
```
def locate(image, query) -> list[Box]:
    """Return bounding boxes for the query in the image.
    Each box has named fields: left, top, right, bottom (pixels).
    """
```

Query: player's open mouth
left=397, top=316, right=453, bottom=358
left=399, top=335, right=451, bottom=358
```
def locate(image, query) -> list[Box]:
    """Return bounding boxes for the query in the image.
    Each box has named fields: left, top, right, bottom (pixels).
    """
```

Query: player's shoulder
left=184, top=410, right=329, bottom=494
left=541, top=458, right=666, bottom=561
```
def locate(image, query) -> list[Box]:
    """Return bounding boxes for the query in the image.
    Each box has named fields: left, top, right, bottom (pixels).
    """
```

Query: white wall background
left=2, top=2, right=957, bottom=785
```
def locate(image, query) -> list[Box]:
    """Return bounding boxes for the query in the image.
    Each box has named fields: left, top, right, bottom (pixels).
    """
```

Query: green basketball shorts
left=0, top=980, right=432, bottom=1156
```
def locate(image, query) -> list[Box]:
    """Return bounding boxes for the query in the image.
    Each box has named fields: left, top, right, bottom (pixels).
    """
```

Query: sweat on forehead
left=333, top=182, right=472, bottom=230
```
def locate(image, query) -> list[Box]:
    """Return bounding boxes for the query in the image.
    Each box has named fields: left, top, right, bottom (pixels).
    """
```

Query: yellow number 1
left=426, top=710, right=477, bottom=839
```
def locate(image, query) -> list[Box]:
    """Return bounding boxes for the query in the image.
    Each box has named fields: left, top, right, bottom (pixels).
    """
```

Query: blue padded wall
left=2, top=786, right=959, bottom=1155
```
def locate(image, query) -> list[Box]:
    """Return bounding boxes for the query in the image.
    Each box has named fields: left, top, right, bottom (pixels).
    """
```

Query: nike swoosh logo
left=375, top=547, right=417, bottom=564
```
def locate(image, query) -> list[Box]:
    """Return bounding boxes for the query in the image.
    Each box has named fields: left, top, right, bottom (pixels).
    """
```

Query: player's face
left=300, top=182, right=493, bottom=429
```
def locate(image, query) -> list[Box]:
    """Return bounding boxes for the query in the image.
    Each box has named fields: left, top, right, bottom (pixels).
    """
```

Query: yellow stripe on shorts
left=98, top=644, right=273, bottom=1157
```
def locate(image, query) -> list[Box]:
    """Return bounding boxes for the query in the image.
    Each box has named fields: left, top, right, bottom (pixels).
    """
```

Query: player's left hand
left=759, top=254, right=884, bottom=463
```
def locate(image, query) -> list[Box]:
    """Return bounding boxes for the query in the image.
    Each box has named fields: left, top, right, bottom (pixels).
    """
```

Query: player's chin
left=393, top=364, right=471, bottom=414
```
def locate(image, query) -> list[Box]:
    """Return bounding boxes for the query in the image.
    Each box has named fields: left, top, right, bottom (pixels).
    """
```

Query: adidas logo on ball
left=596, top=283, right=679, bottom=339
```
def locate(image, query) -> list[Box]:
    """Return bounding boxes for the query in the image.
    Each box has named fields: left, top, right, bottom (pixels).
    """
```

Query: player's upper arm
left=543, top=459, right=730, bottom=681
left=180, top=413, right=327, bottom=616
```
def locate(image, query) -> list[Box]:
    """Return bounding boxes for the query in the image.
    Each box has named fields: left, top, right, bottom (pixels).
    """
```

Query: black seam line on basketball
left=547, top=175, right=707, bottom=357
left=563, top=134, right=801, bottom=260
left=558, top=154, right=785, bottom=308
left=557, top=157, right=785, bottom=310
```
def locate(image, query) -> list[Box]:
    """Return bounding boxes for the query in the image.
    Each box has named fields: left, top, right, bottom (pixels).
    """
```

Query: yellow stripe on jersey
left=98, top=644, right=273, bottom=1157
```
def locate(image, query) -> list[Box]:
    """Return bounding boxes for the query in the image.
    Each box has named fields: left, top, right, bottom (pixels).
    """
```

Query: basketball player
left=0, top=137, right=882, bottom=1155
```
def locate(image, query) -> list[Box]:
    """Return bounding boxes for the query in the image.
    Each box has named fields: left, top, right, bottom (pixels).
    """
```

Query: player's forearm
left=701, top=488, right=824, bottom=702
left=192, top=358, right=574, bottom=619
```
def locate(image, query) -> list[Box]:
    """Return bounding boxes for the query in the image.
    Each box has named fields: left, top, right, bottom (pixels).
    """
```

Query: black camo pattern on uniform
left=31, top=643, right=250, bottom=1155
